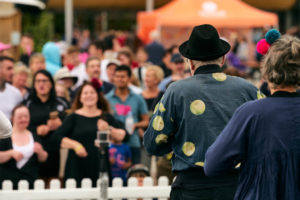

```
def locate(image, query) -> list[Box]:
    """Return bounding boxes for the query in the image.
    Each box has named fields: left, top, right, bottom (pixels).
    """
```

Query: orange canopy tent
left=137, top=0, right=278, bottom=44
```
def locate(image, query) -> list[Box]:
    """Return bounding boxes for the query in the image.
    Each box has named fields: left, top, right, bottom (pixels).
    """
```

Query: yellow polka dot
left=235, top=163, right=241, bottom=168
left=155, top=134, right=168, bottom=144
left=159, top=103, right=166, bottom=112
left=170, top=117, right=174, bottom=122
left=182, top=142, right=195, bottom=157
left=195, top=162, right=205, bottom=167
left=166, top=152, right=173, bottom=160
left=212, top=73, right=227, bottom=81
left=154, top=103, right=159, bottom=113
left=190, top=100, right=205, bottom=115
left=257, top=91, right=266, bottom=99
left=152, top=116, right=164, bottom=131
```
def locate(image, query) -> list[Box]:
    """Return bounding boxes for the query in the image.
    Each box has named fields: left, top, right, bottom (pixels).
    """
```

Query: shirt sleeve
left=52, top=114, right=75, bottom=148
left=138, top=96, right=149, bottom=116
left=204, top=104, right=252, bottom=176
left=143, top=87, right=176, bottom=156
left=0, top=111, right=12, bottom=139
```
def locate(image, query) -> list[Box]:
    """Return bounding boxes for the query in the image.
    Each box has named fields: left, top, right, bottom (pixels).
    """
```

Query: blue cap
left=171, top=53, right=184, bottom=63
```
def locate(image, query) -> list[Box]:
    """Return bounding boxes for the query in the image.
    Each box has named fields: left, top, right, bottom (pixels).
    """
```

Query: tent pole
left=146, top=0, right=154, bottom=12
left=65, top=0, right=73, bottom=44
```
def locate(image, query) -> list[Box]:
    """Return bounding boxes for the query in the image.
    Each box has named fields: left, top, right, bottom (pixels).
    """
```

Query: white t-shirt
left=0, top=110, right=12, bottom=139
left=100, top=59, right=109, bottom=82
left=0, top=83, right=23, bottom=119
left=13, top=133, right=34, bottom=169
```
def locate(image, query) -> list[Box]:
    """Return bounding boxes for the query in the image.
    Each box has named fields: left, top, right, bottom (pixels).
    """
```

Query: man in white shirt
left=0, top=56, right=22, bottom=119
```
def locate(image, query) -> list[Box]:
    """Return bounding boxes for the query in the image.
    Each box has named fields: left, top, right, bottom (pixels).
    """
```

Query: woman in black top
left=23, top=70, right=69, bottom=182
left=0, top=105, right=48, bottom=189
left=56, top=82, right=126, bottom=187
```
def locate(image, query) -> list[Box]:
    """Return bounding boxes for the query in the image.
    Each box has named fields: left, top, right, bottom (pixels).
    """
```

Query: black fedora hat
left=179, top=24, right=230, bottom=61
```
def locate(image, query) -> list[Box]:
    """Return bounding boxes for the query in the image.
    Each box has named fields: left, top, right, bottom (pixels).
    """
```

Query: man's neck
left=0, top=81, right=5, bottom=91
left=115, top=87, right=130, bottom=98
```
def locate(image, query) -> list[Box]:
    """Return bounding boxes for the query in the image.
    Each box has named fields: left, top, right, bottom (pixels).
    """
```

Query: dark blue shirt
left=205, top=91, right=300, bottom=200
left=109, top=143, right=132, bottom=182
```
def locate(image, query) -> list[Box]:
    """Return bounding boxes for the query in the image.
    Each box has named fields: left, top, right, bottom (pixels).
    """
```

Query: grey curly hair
left=262, top=35, right=300, bottom=88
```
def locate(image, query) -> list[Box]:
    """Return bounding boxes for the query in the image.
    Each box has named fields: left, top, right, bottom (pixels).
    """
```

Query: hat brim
left=179, top=39, right=230, bottom=61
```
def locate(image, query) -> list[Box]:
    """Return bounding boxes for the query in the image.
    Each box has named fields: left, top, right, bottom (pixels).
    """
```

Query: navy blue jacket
left=205, top=91, right=300, bottom=200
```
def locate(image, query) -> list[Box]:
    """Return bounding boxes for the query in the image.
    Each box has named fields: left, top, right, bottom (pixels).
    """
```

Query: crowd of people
left=0, top=31, right=191, bottom=188
left=0, top=24, right=299, bottom=200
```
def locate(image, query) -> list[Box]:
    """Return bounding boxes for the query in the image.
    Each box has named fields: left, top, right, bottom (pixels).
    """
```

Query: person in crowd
left=0, top=105, right=48, bottom=189
left=158, top=53, right=189, bottom=91
left=127, top=164, right=150, bottom=186
left=12, top=64, right=30, bottom=98
left=88, top=40, right=105, bottom=59
left=204, top=35, right=300, bottom=200
left=160, top=48, right=173, bottom=78
left=54, top=67, right=78, bottom=101
left=141, top=66, right=165, bottom=114
left=55, top=82, right=71, bottom=104
left=19, top=34, right=35, bottom=66
left=109, top=131, right=132, bottom=183
left=106, top=65, right=149, bottom=165
left=117, top=48, right=138, bottom=69
left=28, top=53, right=46, bottom=87
left=145, top=30, right=165, bottom=66
left=64, top=46, right=87, bottom=89
left=0, top=42, right=12, bottom=57
left=0, top=56, right=23, bottom=119
left=85, top=56, right=114, bottom=94
left=144, top=24, right=261, bottom=200
left=23, top=70, right=69, bottom=184
left=55, top=82, right=126, bottom=187
left=42, top=42, right=61, bottom=76
left=79, top=29, right=91, bottom=52
left=106, top=59, right=120, bottom=84
left=133, top=47, right=151, bottom=89
left=101, top=34, right=120, bottom=82
left=140, top=66, right=164, bottom=168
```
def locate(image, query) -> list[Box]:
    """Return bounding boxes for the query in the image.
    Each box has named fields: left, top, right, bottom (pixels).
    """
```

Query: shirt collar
left=194, top=64, right=222, bottom=75
left=112, top=87, right=133, bottom=97
left=270, top=91, right=300, bottom=98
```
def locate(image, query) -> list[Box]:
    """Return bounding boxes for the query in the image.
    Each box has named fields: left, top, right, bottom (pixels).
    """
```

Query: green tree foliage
left=22, top=12, right=54, bottom=52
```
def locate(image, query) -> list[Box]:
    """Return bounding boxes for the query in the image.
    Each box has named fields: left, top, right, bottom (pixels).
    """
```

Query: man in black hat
left=144, top=24, right=263, bottom=199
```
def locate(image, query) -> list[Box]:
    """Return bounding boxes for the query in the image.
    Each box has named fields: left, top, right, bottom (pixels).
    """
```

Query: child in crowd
left=126, top=164, right=150, bottom=187
left=109, top=135, right=132, bottom=183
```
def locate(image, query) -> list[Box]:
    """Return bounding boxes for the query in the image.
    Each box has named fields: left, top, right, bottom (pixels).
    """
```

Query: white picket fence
left=0, top=176, right=171, bottom=200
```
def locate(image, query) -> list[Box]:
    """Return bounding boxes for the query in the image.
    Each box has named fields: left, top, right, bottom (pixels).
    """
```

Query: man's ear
left=189, top=59, right=195, bottom=71
left=221, top=56, right=225, bottom=65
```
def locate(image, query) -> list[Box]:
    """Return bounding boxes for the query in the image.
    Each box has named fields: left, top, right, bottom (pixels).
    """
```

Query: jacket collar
left=194, top=64, right=222, bottom=75
left=270, top=91, right=300, bottom=98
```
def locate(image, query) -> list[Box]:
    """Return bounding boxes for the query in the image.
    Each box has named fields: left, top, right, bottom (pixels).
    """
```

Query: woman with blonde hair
left=205, top=34, right=300, bottom=199
left=141, top=65, right=164, bottom=114
left=13, top=64, right=30, bottom=98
